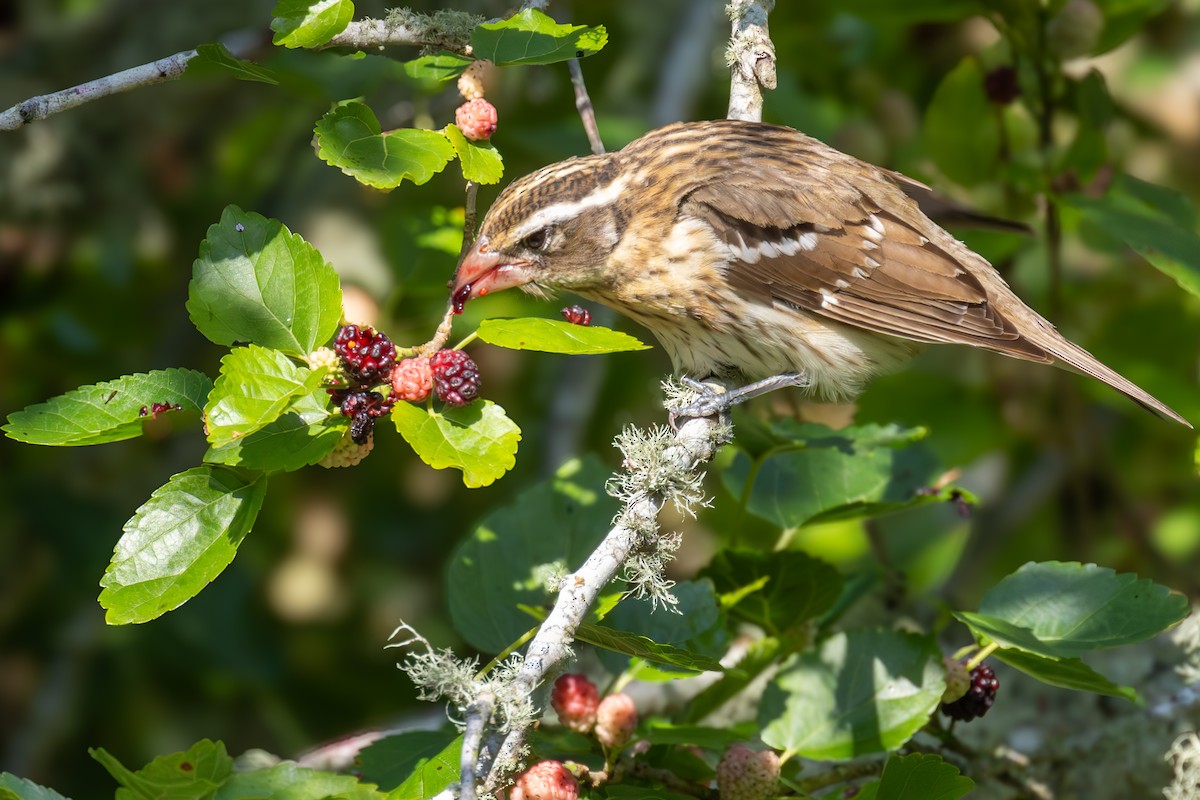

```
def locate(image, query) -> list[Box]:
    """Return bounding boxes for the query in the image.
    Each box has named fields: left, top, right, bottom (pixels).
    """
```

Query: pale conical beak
left=450, top=237, right=534, bottom=313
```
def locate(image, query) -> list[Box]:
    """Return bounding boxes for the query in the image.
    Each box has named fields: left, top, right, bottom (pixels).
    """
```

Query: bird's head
left=451, top=153, right=627, bottom=313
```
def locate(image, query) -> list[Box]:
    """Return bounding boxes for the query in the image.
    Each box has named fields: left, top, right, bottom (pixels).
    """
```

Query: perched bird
left=451, top=119, right=1188, bottom=426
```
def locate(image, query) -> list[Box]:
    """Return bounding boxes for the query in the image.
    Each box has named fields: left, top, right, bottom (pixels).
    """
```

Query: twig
left=458, top=181, right=480, bottom=262
left=725, top=0, right=777, bottom=123
left=323, top=17, right=444, bottom=51
left=567, top=59, right=605, bottom=155
left=459, top=692, right=495, bottom=800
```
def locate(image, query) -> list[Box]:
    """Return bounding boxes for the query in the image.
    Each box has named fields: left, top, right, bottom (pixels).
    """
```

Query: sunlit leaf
left=444, top=124, right=504, bottom=184
left=314, top=101, right=456, bottom=190
left=204, top=388, right=344, bottom=472
left=391, top=400, right=520, bottom=488
left=477, top=317, right=650, bottom=354
left=403, top=52, right=474, bottom=82
left=270, top=0, right=354, bottom=49
left=471, top=9, right=607, bottom=66
left=357, top=730, right=460, bottom=793
left=90, top=740, right=232, bottom=797
left=204, top=346, right=326, bottom=448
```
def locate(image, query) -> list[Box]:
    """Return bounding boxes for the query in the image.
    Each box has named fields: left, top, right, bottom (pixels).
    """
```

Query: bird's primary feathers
left=452, top=119, right=1188, bottom=426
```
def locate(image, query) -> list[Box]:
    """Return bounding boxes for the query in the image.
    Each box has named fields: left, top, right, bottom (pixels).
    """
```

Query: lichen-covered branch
left=726, top=0, right=777, bottom=122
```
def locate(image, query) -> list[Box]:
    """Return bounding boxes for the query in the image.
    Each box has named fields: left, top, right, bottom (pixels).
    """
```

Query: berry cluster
left=549, top=674, right=637, bottom=748
left=330, top=388, right=394, bottom=445
left=940, top=662, right=1000, bottom=722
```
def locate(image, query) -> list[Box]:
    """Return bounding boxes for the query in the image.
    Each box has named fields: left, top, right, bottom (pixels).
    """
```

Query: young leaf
left=204, top=346, right=327, bottom=448
left=271, top=0, right=354, bottom=49
left=447, top=457, right=618, bottom=653
left=991, top=648, right=1138, bottom=702
left=923, top=57, right=997, bottom=186
left=961, top=561, right=1189, bottom=658
left=99, top=467, right=268, bottom=624
left=221, top=762, right=388, bottom=800
left=187, top=205, right=343, bottom=355
left=188, top=43, right=279, bottom=84
left=357, top=730, right=461, bottom=792
left=390, top=735, right=462, bottom=800
left=89, top=739, right=233, bottom=796
left=204, top=388, right=344, bottom=472
left=314, top=102, right=456, bottom=190
left=391, top=399, right=520, bottom=488
left=444, top=124, right=504, bottom=185
left=855, top=753, right=973, bottom=800
left=0, top=774, right=72, bottom=800
left=3, top=368, right=211, bottom=446
left=760, top=630, right=944, bottom=760
left=476, top=318, right=650, bottom=354
left=703, top=549, right=843, bottom=635
left=722, top=422, right=941, bottom=529
left=471, top=9, right=607, bottom=66
left=403, top=52, right=475, bottom=82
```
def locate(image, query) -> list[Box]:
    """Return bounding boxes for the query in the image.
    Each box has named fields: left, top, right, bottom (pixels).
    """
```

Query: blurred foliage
left=1, top=0, right=1199, bottom=798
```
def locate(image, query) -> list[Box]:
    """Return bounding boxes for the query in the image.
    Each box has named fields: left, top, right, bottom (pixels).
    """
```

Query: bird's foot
left=668, top=373, right=810, bottom=426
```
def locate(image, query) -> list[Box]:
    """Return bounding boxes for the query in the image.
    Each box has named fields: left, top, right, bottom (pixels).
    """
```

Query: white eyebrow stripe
left=513, top=175, right=630, bottom=240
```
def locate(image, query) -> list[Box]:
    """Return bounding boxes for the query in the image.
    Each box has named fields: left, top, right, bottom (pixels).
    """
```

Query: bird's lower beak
left=450, top=238, right=534, bottom=314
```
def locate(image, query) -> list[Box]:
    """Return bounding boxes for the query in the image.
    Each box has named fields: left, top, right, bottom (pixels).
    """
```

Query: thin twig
left=459, top=692, right=495, bottom=800
left=725, top=0, right=777, bottom=123
left=567, top=59, right=605, bottom=155
left=458, top=181, right=480, bottom=262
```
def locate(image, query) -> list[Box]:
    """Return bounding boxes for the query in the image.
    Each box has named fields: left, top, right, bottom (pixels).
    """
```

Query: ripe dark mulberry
left=941, top=662, right=999, bottom=722
left=334, top=325, right=396, bottom=384
left=334, top=389, right=395, bottom=444
left=430, top=349, right=481, bottom=406
left=561, top=305, right=591, bottom=326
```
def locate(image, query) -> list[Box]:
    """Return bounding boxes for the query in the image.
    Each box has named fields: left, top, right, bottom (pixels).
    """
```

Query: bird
left=450, top=119, right=1189, bottom=427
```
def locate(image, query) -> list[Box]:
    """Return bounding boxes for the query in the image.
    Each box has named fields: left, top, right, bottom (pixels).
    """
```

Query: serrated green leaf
left=991, top=648, right=1139, bottom=702
left=204, top=388, right=344, bottom=471
left=403, top=52, right=474, bottom=82
left=3, top=369, right=210, bottom=446
left=270, top=0, right=354, bottom=48
left=187, top=205, right=343, bottom=354
left=314, top=102, right=456, bottom=190
left=477, top=318, right=649, bottom=354
left=704, top=549, right=843, bottom=635
left=575, top=622, right=724, bottom=673
left=99, top=467, right=267, bottom=624
left=390, top=735, right=462, bottom=800
left=960, top=561, right=1189, bottom=658
left=444, top=124, right=503, bottom=184
left=188, top=43, right=279, bottom=84
left=447, top=457, right=618, bottom=653
left=760, top=630, right=944, bottom=761
left=722, top=421, right=941, bottom=529
left=856, top=753, right=973, bottom=800
left=0, top=774, right=72, bottom=800
left=391, top=399, right=520, bottom=488
left=90, top=740, right=232, bottom=800
left=204, top=346, right=326, bottom=448
left=471, top=9, right=607, bottom=66
left=217, top=761, right=387, bottom=800
left=356, top=730, right=460, bottom=792
left=924, top=57, right=997, bottom=186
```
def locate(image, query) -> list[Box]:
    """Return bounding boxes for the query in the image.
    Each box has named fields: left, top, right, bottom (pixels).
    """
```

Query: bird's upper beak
left=450, top=237, right=534, bottom=313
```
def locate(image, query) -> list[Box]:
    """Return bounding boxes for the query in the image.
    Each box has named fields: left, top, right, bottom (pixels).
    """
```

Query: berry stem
left=951, top=642, right=979, bottom=661
left=475, top=624, right=539, bottom=680
left=965, top=642, right=999, bottom=672
left=454, top=331, right=480, bottom=350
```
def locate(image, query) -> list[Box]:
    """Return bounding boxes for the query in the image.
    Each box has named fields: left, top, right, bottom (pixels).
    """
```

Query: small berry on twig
left=508, top=760, right=579, bottom=800
left=391, top=357, right=434, bottom=403
left=551, top=674, right=599, bottom=733
left=594, top=693, right=637, bottom=748
left=940, top=662, right=999, bottom=722
left=716, top=744, right=780, bottom=800
left=456, top=98, right=498, bottom=142
left=430, top=349, right=481, bottom=406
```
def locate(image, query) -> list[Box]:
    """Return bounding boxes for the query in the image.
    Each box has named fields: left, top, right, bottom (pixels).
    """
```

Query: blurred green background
left=1, top=0, right=1198, bottom=796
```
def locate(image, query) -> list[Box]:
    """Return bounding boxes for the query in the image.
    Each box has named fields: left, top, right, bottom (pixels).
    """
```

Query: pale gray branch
left=726, top=0, right=777, bottom=122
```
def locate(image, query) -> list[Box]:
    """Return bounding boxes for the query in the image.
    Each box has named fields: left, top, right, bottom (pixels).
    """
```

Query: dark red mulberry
left=429, top=349, right=481, bottom=406
left=336, top=390, right=395, bottom=444
left=334, top=325, right=396, bottom=384
left=561, top=305, right=591, bottom=326
left=941, top=662, right=999, bottom=722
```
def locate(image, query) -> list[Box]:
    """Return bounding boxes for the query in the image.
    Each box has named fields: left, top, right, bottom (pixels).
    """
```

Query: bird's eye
left=522, top=228, right=550, bottom=251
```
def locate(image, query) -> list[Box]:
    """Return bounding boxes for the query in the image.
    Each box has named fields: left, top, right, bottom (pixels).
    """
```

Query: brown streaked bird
left=451, top=119, right=1189, bottom=427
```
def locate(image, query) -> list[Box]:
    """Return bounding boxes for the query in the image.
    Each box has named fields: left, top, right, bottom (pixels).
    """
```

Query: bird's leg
left=669, top=373, right=810, bottom=425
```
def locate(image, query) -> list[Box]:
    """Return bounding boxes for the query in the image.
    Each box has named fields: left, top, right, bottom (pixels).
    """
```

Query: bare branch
left=726, top=0, right=777, bottom=122
left=459, top=692, right=495, bottom=800
left=568, top=59, right=605, bottom=155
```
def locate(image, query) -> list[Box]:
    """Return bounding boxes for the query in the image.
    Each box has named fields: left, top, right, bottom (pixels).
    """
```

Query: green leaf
left=270, top=0, right=354, bottom=49
left=314, top=101, right=456, bottom=190
left=722, top=421, right=941, bottom=529
left=204, top=346, right=326, bottom=448
left=639, top=722, right=752, bottom=751
left=839, top=0, right=981, bottom=22
left=704, top=549, right=843, bottom=635
left=356, top=730, right=460, bottom=792
left=217, top=762, right=387, bottom=800
left=924, top=57, right=997, bottom=186
left=471, top=9, right=607, bottom=66
left=90, top=740, right=233, bottom=799
left=476, top=317, right=650, bottom=354
left=447, top=457, right=618, bottom=653
left=683, top=636, right=785, bottom=724
left=760, top=630, right=944, bottom=760
left=391, top=399, right=520, bottom=488
left=99, top=467, right=268, bottom=624
left=204, top=388, right=344, bottom=472
left=188, top=44, right=279, bottom=84
left=444, top=124, right=504, bottom=185
left=390, top=735, right=462, bottom=800
left=574, top=621, right=725, bottom=673
left=957, top=561, right=1189, bottom=658
left=1064, top=177, right=1200, bottom=298
left=0, top=774, right=72, bottom=800
left=991, top=648, right=1138, bottom=702
left=187, top=205, right=343, bottom=354
left=856, top=753, right=973, bottom=800
left=403, top=52, right=475, bottom=82
left=3, top=369, right=211, bottom=446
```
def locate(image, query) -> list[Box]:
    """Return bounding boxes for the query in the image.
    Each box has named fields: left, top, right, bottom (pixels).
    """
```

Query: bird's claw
left=668, top=373, right=810, bottom=428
